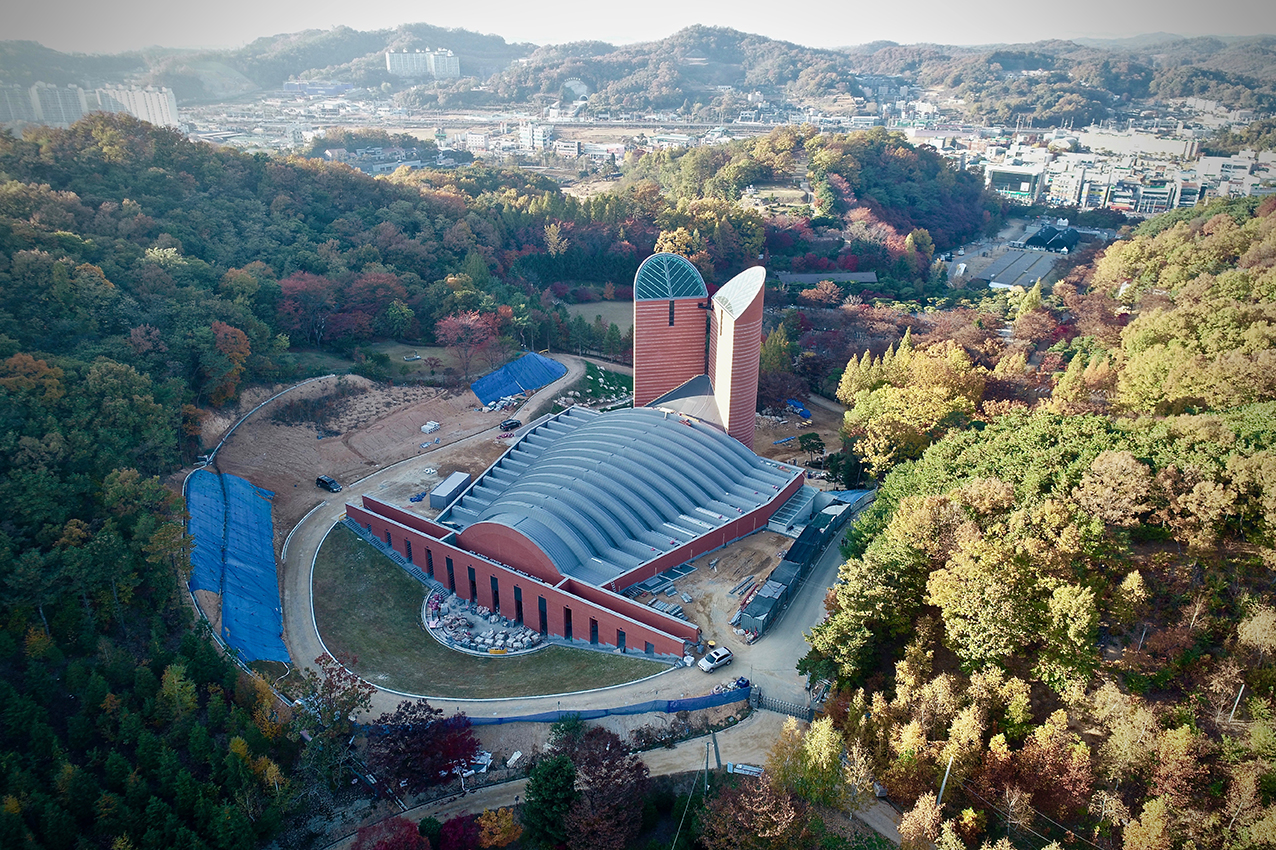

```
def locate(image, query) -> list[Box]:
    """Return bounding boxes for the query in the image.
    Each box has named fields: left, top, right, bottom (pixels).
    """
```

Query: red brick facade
left=343, top=473, right=802, bottom=655
left=633, top=298, right=708, bottom=406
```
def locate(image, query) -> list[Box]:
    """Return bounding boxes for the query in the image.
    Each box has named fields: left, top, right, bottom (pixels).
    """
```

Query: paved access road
left=321, top=712, right=902, bottom=849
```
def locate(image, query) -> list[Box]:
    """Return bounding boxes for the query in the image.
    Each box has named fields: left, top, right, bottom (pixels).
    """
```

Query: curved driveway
left=278, top=354, right=850, bottom=718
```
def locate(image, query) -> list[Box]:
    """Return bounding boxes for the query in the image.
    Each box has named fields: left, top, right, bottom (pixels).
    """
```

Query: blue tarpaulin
left=186, top=469, right=290, bottom=663
left=470, top=352, right=567, bottom=406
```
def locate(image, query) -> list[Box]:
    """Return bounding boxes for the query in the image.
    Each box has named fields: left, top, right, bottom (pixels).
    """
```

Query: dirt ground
left=751, top=401, right=844, bottom=474
left=203, top=375, right=516, bottom=542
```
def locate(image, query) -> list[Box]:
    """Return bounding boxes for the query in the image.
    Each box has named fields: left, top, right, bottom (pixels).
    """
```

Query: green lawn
left=312, top=524, right=668, bottom=698
left=565, top=300, right=634, bottom=334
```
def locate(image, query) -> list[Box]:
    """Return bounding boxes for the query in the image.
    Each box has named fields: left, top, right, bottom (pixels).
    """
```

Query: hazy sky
left=8, top=0, right=1276, bottom=54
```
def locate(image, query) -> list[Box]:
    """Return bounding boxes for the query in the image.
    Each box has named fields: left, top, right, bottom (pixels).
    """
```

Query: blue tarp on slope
left=470, top=352, right=567, bottom=406
left=186, top=469, right=290, bottom=663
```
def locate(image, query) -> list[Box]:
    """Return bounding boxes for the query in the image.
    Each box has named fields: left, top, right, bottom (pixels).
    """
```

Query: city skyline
left=6, top=0, right=1276, bottom=56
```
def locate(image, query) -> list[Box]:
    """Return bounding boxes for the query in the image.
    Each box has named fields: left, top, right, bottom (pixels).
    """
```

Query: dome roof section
left=444, top=407, right=798, bottom=586
left=634, top=253, right=708, bottom=301
left=712, top=267, right=766, bottom=319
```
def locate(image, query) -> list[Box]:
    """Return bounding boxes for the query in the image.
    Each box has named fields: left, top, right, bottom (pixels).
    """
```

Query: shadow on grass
left=313, top=523, right=668, bottom=699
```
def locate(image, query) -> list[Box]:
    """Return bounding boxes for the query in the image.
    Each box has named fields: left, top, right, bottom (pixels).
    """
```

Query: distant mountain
left=0, top=24, right=534, bottom=103
left=1071, top=32, right=1186, bottom=50
left=2, top=24, right=1274, bottom=114
left=485, top=25, right=863, bottom=111
left=0, top=40, right=149, bottom=87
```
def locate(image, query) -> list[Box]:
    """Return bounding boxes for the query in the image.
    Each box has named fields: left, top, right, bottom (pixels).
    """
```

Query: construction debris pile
left=423, top=590, right=543, bottom=654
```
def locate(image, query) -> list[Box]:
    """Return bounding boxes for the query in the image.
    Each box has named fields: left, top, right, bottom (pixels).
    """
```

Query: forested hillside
left=844, top=36, right=1276, bottom=120
left=802, top=195, right=1276, bottom=846
left=5, top=108, right=1276, bottom=848
left=486, top=25, right=862, bottom=111
left=0, top=111, right=1006, bottom=847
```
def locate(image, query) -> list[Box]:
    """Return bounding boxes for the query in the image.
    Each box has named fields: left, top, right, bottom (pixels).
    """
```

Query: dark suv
left=315, top=475, right=342, bottom=493
left=500, top=418, right=522, bottom=431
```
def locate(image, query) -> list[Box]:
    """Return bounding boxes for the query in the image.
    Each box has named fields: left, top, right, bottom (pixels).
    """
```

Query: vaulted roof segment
left=634, top=253, right=708, bottom=301
left=441, top=407, right=798, bottom=586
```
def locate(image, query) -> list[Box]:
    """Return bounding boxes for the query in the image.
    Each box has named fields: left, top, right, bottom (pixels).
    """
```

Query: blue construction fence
left=470, top=352, right=567, bottom=406
left=186, top=469, right=290, bottom=663
left=467, top=685, right=751, bottom=725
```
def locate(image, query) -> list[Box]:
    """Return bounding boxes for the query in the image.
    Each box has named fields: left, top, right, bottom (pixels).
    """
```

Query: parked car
left=500, top=418, right=522, bottom=431
left=316, top=475, right=342, bottom=493
left=698, top=647, right=733, bottom=672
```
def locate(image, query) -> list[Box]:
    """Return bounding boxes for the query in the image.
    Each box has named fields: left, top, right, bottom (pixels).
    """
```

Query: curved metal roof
left=446, top=407, right=797, bottom=584
left=634, top=253, right=708, bottom=301
left=712, top=266, right=766, bottom=319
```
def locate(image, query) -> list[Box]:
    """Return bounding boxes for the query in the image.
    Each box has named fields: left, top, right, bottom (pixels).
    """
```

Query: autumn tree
left=352, top=816, right=429, bottom=850
left=277, top=272, right=337, bottom=347
left=366, top=700, right=479, bottom=795
left=557, top=726, right=649, bottom=850
left=766, top=716, right=872, bottom=811
left=699, top=776, right=810, bottom=850
left=477, top=807, right=521, bottom=848
left=899, top=792, right=942, bottom=850
left=291, top=653, right=375, bottom=788
left=201, top=321, right=251, bottom=406
left=435, top=311, right=495, bottom=380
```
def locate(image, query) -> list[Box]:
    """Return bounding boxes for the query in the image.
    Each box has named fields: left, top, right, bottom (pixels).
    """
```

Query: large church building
left=346, top=255, right=800, bottom=656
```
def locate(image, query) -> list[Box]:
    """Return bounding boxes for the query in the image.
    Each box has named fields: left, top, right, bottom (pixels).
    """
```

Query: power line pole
left=937, top=754, right=955, bottom=806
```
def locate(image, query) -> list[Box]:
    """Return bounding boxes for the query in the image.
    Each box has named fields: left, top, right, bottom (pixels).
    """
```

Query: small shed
left=430, top=472, right=472, bottom=510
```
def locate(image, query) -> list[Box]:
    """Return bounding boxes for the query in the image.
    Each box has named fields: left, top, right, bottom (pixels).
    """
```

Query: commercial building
left=518, top=123, right=553, bottom=151
left=986, top=163, right=1047, bottom=203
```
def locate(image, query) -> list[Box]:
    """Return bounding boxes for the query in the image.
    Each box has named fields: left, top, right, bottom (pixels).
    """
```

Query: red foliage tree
left=366, top=700, right=479, bottom=796
left=435, top=311, right=494, bottom=380
left=277, top=272, right=336, bottom=346
left=555, top=727, right=649, bottom=850
left=352, top=817, right=430, bottom=850
left=438, top=815, right=479, bottom=850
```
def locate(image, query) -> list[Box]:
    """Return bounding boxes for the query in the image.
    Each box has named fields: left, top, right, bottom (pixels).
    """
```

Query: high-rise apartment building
left=385, top=49, right=461, bottom=79
left=95, top=86, right=180, bottom=127
left=29, top=83, right=89, bottom=126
